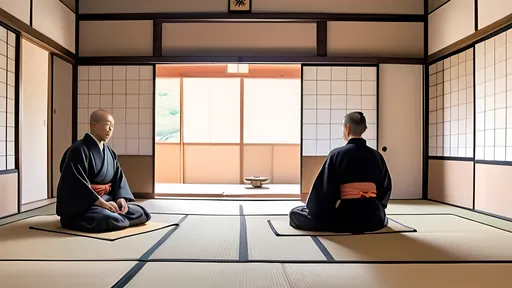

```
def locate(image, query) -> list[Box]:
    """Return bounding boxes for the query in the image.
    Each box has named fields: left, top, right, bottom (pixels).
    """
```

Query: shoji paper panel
left=478, top=0, right=512, bottom=30
left=428, top=0, right=474, bottom=55
left=475, top=29, right=512, bottom=161
left=77, top=65, right=154, bottom=156
left=253, top=0, right=423, bottom=14
left=79, top=21, right=153, bottom=57
left=162, top=23, right=316, bottom=56
left=80, top=0, right=226, bottom=14
left=0, top=26, right=16, bottom=170
left=32, top=0, right=75, bottom=53
left=327, top=22, right=424, bottom=58
left=428, top=47, right=475, bottom=157
left=302, top=65, right=378, bottom=156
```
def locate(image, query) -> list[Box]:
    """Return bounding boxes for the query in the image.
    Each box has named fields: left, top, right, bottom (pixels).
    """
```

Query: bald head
left=90, top=109, right=111, bottom=125
left=89, top=109, right=114, bottom=142
left=342, top=111, right=367, bottom=137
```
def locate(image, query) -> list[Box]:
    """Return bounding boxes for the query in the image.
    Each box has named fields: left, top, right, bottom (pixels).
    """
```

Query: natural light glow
left=238, top=64, right=249, bottom=73
left=227, top=64, right=238, bottom=73
left=243, top=78, right=301, bottom=144
left=226, top=63, right=249, bottom=74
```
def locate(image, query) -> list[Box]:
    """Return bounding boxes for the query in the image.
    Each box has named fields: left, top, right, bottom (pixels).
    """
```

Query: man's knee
left=125, top=203, right=151, bottom=225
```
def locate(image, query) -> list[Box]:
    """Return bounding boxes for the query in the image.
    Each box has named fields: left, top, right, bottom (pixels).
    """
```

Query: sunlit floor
left=1, top=199, right=512, bottom=287
left=155, top=183, right=301, bottom=198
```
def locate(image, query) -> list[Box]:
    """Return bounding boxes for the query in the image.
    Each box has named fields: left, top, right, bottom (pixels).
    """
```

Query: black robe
left=290, top=137, right=392, bottom=233
left=56, top=133, right=151, bottom=233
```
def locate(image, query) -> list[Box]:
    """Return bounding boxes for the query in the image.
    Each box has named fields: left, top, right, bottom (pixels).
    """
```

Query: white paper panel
left=77, top=65, right=154, bottom=156
left=302, top=66, right=378, bottom=156
left=428, top=47, right=475, bottom=157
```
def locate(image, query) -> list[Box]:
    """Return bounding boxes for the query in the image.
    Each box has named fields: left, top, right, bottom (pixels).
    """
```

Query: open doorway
left=154, top=63, right=302, bottom=198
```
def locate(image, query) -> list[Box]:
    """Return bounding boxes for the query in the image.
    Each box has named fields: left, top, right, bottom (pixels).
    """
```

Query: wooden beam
left=78, top=12, right=425, bottom=22
left=153, top=20, right=163, bottom=57
left=316, top=21, right=327, bottom=57
left=78, top=56, right=425, bottom=65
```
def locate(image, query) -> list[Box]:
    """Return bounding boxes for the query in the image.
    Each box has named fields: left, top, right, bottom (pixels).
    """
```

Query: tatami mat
left=150, top=215, right=241, bottom=260
left=0, top=261, right=136, bottom=288
left=29, top=215, right=178, bottom=241
left=125, top=262, right=291, bottom=288
left=269, top=218, right=415, bottom=236
left=246, top=216, right=326, bottom=261
left=0, top=214, right=183, bottom=260
left=320, top=214, right=512, bottom=261
left=138, top=199, right=240, bottom=215
left=242, top=201, right=302, bottom=215
left=283, top=263, right=512, bottom=288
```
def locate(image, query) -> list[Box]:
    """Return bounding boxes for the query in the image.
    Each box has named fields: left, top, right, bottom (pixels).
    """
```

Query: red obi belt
left=90, top=183, right=111, bottom=196
left=340, top=182, right=377, bottom=199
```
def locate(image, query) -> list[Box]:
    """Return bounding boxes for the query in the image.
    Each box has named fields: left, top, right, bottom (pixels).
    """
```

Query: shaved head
left=90, top=109, right=111, bottom=124
left=89, top=109, right=114, bottom=142
left=342, top=111, right=367, bottom=138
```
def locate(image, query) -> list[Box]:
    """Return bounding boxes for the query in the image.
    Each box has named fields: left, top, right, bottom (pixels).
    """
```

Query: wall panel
left=428, top=0, right=474, bottom=55
left=428, top=159, right=473, bottom=208
left=20, top=39, right=49, bottom=204
left=327, top=22, right=424, bottom=58
left=0, top=0, right=30, bottom=25
left=475, top=164, right=512, bottom=218
left=183, top=145, right=240, bottom=184
left=0, top=172, right=17, bottom=217
left=243, top=145, right=273, bottom=181
left=428, top=47, right=475, bottom=157
left=32, top=0, right=76, bottom=53
left=474, top=29, right=511, bottom=161
left=272, top=145, right=300, bottom=184
left=80, top=0, right=226, bottom=14
left=118, top=155, right=153, bottom=194
left=155, top=143, right=180, bottom=184
left=162, top=23, right=316, bottom=56
left=253, top=0, right=423, bottom=14
left=301, top=156, right=325, bottom=194
left=478, top=0, right=512, bottom=30
left=79, top=21, right=153, bottom=57
left=77, top=65, right=154, bottom=156
left=52, top=56, right=73, bottom=197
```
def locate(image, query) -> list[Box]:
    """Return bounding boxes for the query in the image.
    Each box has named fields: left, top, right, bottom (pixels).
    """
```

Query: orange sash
left=90, top=183, right=111, bottom=196
left=340, top=182, right=377, bottom=199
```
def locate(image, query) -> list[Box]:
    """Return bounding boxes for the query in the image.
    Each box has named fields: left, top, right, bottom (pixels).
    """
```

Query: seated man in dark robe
left=290, top=111, right=392, bottom=233
left=56, top=109, right=151, bottom=233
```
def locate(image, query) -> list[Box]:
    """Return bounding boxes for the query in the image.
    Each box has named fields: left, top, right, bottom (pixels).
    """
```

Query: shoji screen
left=301, top=65, right=378, bottom=156
left=0, top=27, right=16, bottom=170
left=0, top=24, right=18, bottom=217
left=301, top=65, right=378, bottom=195
left=475, top=30, right=512, bottom=161
left=428, top=48, right=475, bottom=157
left=77, top=65, right=154, bottom=155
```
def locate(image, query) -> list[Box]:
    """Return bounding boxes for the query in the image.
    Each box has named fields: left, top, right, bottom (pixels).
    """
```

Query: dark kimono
left=56, top=133, right=151, bottom=233
left=290, top=138, right=392, bottom=233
